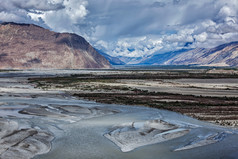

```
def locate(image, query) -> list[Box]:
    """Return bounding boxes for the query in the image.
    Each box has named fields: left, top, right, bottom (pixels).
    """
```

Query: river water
left=0, top=70, right=237, bottom=159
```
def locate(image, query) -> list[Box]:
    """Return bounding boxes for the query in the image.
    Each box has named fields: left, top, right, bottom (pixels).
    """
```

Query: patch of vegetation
left=0, top=69, right=20, bottom=72
left=28, top=71, right=238, bottom=125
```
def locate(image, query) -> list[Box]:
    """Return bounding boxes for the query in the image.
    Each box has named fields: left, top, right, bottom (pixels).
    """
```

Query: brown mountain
left=0, top=22, right=111, bottom=69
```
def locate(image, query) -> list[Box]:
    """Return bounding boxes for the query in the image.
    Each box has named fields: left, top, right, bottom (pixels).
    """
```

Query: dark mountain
left=0, top=22, right=111, bottom=69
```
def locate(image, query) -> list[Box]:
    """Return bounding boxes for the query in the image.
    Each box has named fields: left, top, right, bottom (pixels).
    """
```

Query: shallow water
left=33, top=101, right=238, bottom=159
left=0, top=71, right=238, bottom=159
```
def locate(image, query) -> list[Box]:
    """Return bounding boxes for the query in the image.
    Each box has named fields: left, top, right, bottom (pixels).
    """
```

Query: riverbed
left=0, top=70, right=237, bottom=159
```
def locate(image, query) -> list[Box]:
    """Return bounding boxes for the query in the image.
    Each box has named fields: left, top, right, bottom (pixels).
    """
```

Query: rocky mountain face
left=137, top=41, right=238, bottom=67
left=0, top=22, right=111, bottom=69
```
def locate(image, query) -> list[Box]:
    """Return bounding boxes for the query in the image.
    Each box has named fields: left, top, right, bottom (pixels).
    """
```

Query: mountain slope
left=117, top=56, right=145, bottom=65
left=95, top=49, right=125, bottom=65
left=0, top=22, right=111, bottom=69
left=136, top=41, right=238, bottom=67
left=140, top=49, right=190, bottom=65
left=164, top=41, right=238, bottom=67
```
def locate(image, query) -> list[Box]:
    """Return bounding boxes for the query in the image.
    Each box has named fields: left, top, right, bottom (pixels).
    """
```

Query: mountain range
left=100, top=41, right=238, bottom=67
left=0, top=22, right=111, bottom=69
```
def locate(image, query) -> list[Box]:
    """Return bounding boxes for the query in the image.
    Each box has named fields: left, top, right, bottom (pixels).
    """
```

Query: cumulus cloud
left=27, top=0, right=89, bottom=32
left=0, top=0, right=88, bottom=31
left=0, top=0, right=238, bottom=57
left=95, top=36, right=164, bottom=57
left=0, top=0, right=65, bottom=23
left=194, top=32, right=208, bottom=42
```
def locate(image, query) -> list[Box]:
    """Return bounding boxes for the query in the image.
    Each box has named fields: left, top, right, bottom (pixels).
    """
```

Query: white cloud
left=194, top=32, right=208, bottom=42
left=26, top=0, right=88, bottom=33
left=0, top=0, right=88, bottom=33
left=94, top=36, right=164, bottom=57
left=218, top=6, right=236, bottom=18
left=165, top=29, right=194, bottom=43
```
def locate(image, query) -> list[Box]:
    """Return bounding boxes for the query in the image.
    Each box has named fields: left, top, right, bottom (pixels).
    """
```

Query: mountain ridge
left=108, top=41, right=238, bottom=67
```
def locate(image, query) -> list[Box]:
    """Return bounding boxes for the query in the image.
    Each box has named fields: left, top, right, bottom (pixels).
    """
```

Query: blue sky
left=1, top=0, right=238, bottom=57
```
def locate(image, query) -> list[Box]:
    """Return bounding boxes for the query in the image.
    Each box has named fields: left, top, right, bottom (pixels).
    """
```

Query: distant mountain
left=116, top=56, right=145, bottom=65
left=134, top=41, right=238, bottom=67
left=163, top=41, right=238, bottom=67
left=139, top=49, right=190, bottom=65
left=95, top=49, right=125, bottom=65
left=0, top=22, right=111, bottom=69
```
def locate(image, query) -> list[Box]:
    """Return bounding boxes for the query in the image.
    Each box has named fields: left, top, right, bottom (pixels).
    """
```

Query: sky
left=0, top=0, right=238, bottom=57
